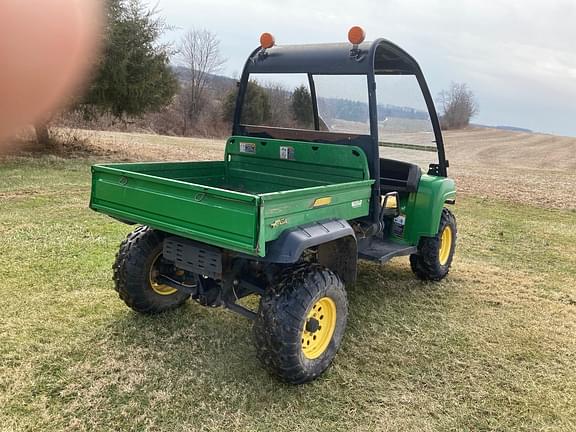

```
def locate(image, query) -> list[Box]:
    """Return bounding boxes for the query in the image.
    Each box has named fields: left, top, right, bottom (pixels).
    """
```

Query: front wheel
left=410, top=208, right=457, bottom=281
left=253, top=264, right=348, bottom=384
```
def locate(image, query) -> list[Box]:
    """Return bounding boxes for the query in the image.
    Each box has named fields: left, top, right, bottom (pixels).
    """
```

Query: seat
left=379, top=158, right=421, bottom=193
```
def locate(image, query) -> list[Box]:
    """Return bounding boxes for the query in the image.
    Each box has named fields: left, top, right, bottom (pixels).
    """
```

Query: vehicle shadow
left=46, top=260, right=464, bottom=430
left=94, top=259, right=454, bottom=385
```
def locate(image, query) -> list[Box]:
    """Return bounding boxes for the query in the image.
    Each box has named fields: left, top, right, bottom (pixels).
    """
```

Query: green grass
left=1, top=156, right=575, bottom=431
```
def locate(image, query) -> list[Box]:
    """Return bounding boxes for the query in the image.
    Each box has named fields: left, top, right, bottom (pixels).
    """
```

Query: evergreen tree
left=223, top=80, right=271, bottom=125
left=291, top=85, right=314, bottom=128
left=83, top=0, right=177, bottom=118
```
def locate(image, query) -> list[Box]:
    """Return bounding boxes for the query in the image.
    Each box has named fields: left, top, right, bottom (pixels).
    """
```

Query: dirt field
left=444, top=128, right=576, bottom=210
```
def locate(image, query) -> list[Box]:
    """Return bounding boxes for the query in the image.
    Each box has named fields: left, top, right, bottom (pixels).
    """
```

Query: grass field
left=1, top=130, right=576, bottom=431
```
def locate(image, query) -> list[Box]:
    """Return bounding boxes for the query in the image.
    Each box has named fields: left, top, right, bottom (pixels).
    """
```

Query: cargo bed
left=90, top=137, right=373, bottom=256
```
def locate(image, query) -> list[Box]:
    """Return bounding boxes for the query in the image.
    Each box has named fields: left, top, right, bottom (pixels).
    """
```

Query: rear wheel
left=410, top=208, right=457, bottom=281
left=253, top=264, right=348, bottom=384
left=113, top=226, right=190, bottom=313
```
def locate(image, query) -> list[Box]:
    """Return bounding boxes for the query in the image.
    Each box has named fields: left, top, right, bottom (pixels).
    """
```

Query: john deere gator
left=90, top=27, right=457, bottom=384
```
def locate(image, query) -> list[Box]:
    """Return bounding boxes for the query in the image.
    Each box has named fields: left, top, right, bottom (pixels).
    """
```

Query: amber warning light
left=348, top=26, right=366, bottom=45
left=260, top=32, right=275, bottom=49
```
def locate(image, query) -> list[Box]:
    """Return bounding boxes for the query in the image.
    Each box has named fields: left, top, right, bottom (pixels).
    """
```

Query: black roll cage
left=232, top=39, right=448, bottom=226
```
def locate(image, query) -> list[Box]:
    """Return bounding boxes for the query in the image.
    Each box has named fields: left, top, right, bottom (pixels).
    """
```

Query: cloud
left=157, top=0, right=576, bottom=136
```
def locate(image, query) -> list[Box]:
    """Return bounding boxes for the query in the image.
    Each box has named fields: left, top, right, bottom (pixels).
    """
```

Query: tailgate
left=90, top=164, right=261, bottom=255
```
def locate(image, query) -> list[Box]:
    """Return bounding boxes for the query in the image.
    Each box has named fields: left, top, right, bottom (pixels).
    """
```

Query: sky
left=156, top=0, right=576, bottom=137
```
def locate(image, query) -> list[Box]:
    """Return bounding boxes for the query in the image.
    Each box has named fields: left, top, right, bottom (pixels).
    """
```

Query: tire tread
left=112, top=226, right=189, bottom=314
left=254, top=264, right=347, bottom=384
left=410, top=208, right=457, bottom=281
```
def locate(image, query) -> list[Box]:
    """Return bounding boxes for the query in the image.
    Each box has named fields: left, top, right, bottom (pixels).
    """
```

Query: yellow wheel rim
left=149, top=253, right=178, bottom=296
left=301, top=297, right=337, bottom=360
left=438, top=225, right=453, bottom=266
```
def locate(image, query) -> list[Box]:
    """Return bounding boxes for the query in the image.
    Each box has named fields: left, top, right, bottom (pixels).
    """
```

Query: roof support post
left=367, top=71, right=381, bottom=225
left=307, top=73, right=320, bottom=131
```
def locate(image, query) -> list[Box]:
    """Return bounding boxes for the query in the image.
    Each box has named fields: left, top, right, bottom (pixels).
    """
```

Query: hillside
left=443, top=128, right=576, bottom=209
left=445, top=128, right=576, bottom=171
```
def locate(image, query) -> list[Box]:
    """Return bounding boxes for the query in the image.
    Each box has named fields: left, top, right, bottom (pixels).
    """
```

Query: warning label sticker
left=240, top=142, right=256, bottom=153
left=280, top=146, right=295, bottom=160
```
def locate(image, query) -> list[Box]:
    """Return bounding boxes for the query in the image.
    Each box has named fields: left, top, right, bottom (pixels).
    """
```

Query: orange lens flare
left=348, top=26, right=366, bottom=45
left=260, top=32, right=275, bottom=49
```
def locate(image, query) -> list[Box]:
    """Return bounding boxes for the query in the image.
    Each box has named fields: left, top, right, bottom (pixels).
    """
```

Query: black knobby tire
left=113, top=226, right=190, bottom=314
left=410, top=208, right=457, bottom=281
left=253, top=264, right=348, bottom=384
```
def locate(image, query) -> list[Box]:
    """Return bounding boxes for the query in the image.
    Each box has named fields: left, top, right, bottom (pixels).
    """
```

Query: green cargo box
left=90, top=137, right=374, bottom=257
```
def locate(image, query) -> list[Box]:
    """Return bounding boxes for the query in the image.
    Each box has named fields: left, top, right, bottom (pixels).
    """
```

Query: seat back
left=379, top=158, right=421, bottom=193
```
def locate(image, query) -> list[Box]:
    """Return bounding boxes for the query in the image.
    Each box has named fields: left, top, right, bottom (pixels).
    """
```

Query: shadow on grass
left=21, top=261, right=515, bottom=430
left=89, top=261, right=452, bottom=390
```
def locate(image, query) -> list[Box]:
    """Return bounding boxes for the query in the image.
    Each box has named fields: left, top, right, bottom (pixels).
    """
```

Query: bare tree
left=178, top=29, right=226, bottom=133
left=263, top=82, right=293, bottom=128
left=437, top=82, right=479, bottom=130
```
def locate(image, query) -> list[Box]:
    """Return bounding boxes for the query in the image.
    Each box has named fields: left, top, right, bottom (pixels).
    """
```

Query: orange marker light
left=260, top=32, right=275, bottom=49
left=348, top=26, right=366, bottom=45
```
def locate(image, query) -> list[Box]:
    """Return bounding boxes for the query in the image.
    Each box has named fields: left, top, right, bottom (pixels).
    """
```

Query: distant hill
left=494, top=125, right=533, bottom=133
left=472, top=123, right=533, bottom=133
left=172, top=66, right=237, bottom=91
left=318, top=97, right=429, bottom=123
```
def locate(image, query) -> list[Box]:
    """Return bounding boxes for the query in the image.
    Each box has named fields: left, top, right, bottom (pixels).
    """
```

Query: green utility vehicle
left=90, top=27, right=457, bottom=384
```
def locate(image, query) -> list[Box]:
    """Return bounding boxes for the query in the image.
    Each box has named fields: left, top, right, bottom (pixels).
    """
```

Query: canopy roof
left=233, top=36, right=449, bottom=185
left=244, top=39, right=422, bottom=76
